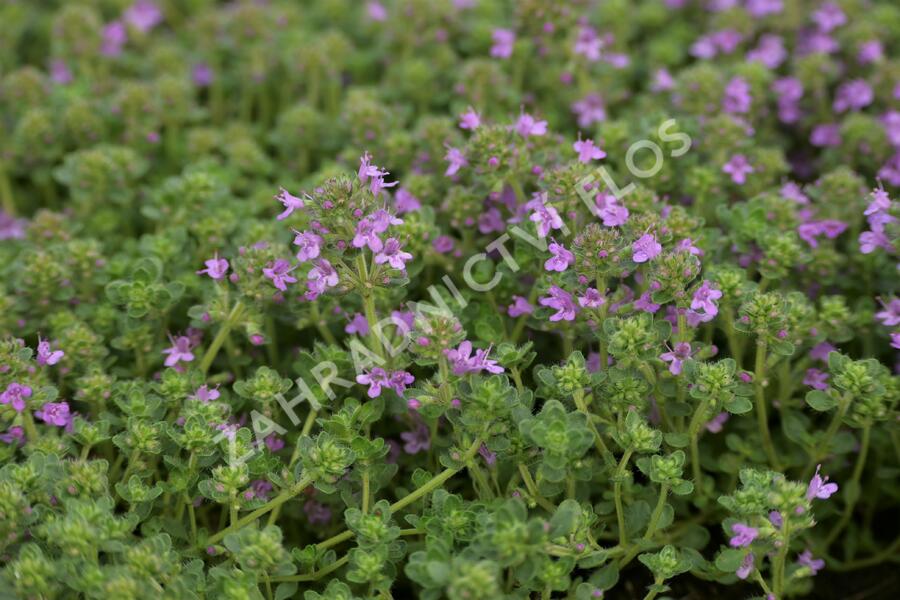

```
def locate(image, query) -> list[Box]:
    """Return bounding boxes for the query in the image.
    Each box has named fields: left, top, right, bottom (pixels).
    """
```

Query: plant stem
left=823, top=424, right=871, bottom=549
left=687, top=397, right=712, bottom=492
left=205, top=476, right=314, bottom=546
left=802, top=392, right=852, bottom=480
left=272, top=555, right=350, bottom=583
left=642, top=578, right=664, bottom=600
left=753, top=341, right=781, bottom=470
left=200, top=301, right=244, bottom=374
left=315, top=438, right=483, bottom=551
left=361, top=472, right=370, bottom=514
left=773, top=519, right=791, bottom=597
left=614, top=449, right=634, bottom=547
left=357, top=254, right=385, bottom=360
left=644, top=484, right=670, bottom=540
left=573, top=389, right=614, bottom=466
left=21, top=412, right=39, bottom=442
left=0, top=162, right=16, bottom=216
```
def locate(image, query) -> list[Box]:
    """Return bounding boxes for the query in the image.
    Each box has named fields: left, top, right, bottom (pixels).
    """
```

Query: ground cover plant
left=0, top=0, right=899, bottom=599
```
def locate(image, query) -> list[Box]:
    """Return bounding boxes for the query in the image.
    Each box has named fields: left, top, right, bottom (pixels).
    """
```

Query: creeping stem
left=206, top=476, right=315, bottom=546
left=199, top=301, right=244, bottom=375
left=614, top=449, right=634, bottom=547
left=753, top=340, right=781, bottom=470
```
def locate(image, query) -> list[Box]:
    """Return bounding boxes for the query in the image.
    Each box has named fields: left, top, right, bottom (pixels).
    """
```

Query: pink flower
left=515, top=111, right=548, bottom=137
left=0, top=383, right=32, bottom=412
left=125, top=0, right=163, bottom=32
left=345, top=314, right=370, bottom=335
left=432, top=236, right=455, bottom=254
left=528, top=197, right=564, bottom=238
left=401, top=423, right=430, bottom=454
left=263, top=259, right=298, bottom=291
left=578, top=288, right=606, bottom=309
left=810, top=342, right=836, bottom=362
left=49, top=60, right=72, bottom=85
left=35, top=402, right=71, bottom=427
left=192, top=385, right=220, bottom=402
left=722, top=154, right=754, bottom=184
left=736, top=553, right=755, bottom=580
left=0, top=426, right=25, bottom=445
left=691, top=281, right=722, bottom=318
left=352, top=217, right=384, bottom=252
left=358, top=153, right=398, bottom=196
left=729, top=523, right=759, bottom=548
left=651, top=68, right=675, bottom=92
left=803, top=368, right=829, bottom=390
left=357, top=368, right=389, bottom=398
left=387, top=370, right=415, bottom=396
left=632, top=234, right=662, bottom=263
left=162, top=335, right=195, bottom=368
left=676, top=238, right=703, bottom=256
left=574, top=25, right=603, bottom=61
left=722, top=77, right=751, bottom=114
left=444, top=146, right=468, bottom=176
left=660, top=342, right=692, bottom=375
left=102, top=21, right=127, bottom=57
left=806, top=464, right=839, bottom=500
left=375, top=238, right=413, bottom=270
left=395, top=188, right=421, bottom=214
left=275, top=187, right=305, bottom=220
left=573, top=137, right=606, bottom=163
left=293, top=230, right=323, bottom=262
left=705, top=412, right=730, bottom=433
left=508, top=296, right=535, bottom=317
left=539, top=286, right=578, bottom=322
left=634, top=292, right=661, bottom=314
left=197, top=254, right=229, bottom=280
left=444, top=341, right=504, bottom=375
left=307, top=259, right=339, bottom=297
left=304, top=499, right=332, bottom=525
left=596, top=193, right=629, bottom=227
left=571, top=94, right=606, bottom=127
left=797, top=550, right=825, bottom=575
left=490, top=28, right=516, bottom=59
left=36, top=336, right=65, bottom=366
left=459, top=107, right=481, bottom=130
left=544, top=241, right=574, bottom=272
left=366, top=1, right=387, bottom=21
left=875, top=298, right=900, bottom=327
left=810, top=124, right=841, bottom=147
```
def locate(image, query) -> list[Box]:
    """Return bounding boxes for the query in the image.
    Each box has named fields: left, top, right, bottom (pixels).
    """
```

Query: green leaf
left=724, top=396, right=752, bottom=415
left=549, top=499, right=581, bottom=537
left=714, top=548, right=745, bottom=573
left=274, top=583, right=297, bottom=600
left=664, top=432, right=690, bottom=448
left=805, top=390, right=837, bottom=411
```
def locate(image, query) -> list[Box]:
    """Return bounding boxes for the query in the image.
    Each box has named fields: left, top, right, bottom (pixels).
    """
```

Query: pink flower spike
left=729, top=523, right=759, bottom=548
left=544, top=240, right=574, bottom=272
left=632, top=234, right=662, bottom=263
left=36, top=336, right=65, bottom=366
left=275, top=187, right=305, bottom=220
left=515, top=110, right=548, bottom=137
left=573, top=137, right=607, bottom=163
left=723, top=154, right=754, bottom=184
left=162, top=335, right=195, bottom=368
left=263, top=259, right=298, bottom=291
left=197, top=253, right=229, bottom=280
left=34, top=401, right=71, bottom=427
left=375, top=238, right=413, bottom=270
left=806, top=464, right=839, bottom=500
left=459, top=107, right=481, bottom=130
